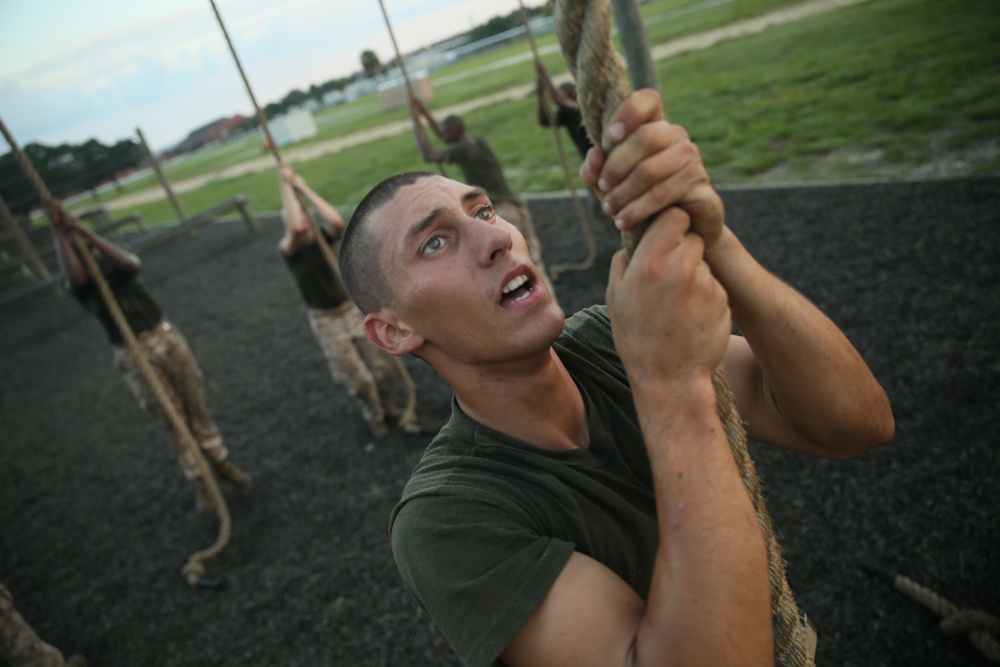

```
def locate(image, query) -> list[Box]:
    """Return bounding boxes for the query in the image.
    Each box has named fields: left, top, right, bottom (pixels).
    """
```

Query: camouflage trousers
left=0, top=582, right=79, bottom=667
left=494, top=200, right=557, bottom=302
left=308, top=301, right=399, bottom=425
left=112, top=320, right=228, bottom=479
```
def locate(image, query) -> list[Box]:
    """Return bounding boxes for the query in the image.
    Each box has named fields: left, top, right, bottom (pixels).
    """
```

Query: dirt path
left=105, top=0, right=869, bottom=213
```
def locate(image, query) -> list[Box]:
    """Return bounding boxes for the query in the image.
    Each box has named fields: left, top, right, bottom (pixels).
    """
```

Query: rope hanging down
left=209, top=0, right=417, bottom=426
left=517, top=0, right=597, bottom=277
left=861, top=559, right=1000, bottom=662
left=551, top=1, right=815, bottom=664
left=0, top=114, right=231, bottom=588
left=376, top=0, right=448, bottom=178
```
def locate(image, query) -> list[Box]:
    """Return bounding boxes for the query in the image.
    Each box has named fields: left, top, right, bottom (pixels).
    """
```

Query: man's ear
left=364, top=311, right=424, bottom=356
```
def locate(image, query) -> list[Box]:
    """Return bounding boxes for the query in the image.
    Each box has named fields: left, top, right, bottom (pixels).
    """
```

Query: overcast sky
left=0, top=0, right=531, bottom=151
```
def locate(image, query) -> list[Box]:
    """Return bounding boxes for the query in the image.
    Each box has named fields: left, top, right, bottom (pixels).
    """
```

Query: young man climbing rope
left=49, top=204, right=252, bottom=512
left=535, top=61, right=615, bottom=234
left=535, top=61, right=591, bottom=159
left=339, top=88, right=894, bottom=667
left=277, top=164, right=421, bottom=437
left=408, top=95, right=557, bottom=301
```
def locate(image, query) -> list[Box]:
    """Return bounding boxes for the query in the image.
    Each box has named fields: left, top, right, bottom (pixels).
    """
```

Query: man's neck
left=446, top=347, right=589, bottom=451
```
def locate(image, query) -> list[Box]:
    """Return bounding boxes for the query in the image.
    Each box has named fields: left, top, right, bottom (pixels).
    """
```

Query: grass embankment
left=69, top=0, right=999, bottom=226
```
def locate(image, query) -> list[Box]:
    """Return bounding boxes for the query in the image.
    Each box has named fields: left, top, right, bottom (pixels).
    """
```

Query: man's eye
left=421, top=236, right=445, bottom=255
left=475, top=206, right=494, bottom=220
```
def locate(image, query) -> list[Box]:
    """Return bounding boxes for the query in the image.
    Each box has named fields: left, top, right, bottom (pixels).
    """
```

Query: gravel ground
left=1, top=176, right=997, bottom=666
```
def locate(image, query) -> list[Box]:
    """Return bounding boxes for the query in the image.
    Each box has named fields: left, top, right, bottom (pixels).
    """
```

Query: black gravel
left=1, top=176, right=997, bottom=666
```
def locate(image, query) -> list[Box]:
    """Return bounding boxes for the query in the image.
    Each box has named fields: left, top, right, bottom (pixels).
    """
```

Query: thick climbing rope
left=209, top=0, right=418, bottom=428
left=518, top=0, right=597, bottom=277
left=207, top=0, right=339, bottom=275
left=0, top=115, right=231, bottom=589
left=376, top=0, right=448, bottom=179
left=551, top=1, right=815, bottom=664
left=861, top=559, right=1000, bottom=661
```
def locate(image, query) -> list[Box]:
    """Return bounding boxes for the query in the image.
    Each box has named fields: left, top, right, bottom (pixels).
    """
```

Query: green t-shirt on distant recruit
left=440, top=136, right=519, bottom=206
left=390, top=305, right=660, bottom=667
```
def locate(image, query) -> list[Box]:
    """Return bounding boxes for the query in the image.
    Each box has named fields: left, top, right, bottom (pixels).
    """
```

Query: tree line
left=0, top=138, right=144, bottom=216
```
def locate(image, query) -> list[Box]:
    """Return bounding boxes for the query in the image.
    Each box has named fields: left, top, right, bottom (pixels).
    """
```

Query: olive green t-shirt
left=283, top=230, right=349, bottom=311
left=72, top=263, right=162, bottom=346
left=390, top=305, right=659, bottom=667
left=440, top=136, right=519, bottom=206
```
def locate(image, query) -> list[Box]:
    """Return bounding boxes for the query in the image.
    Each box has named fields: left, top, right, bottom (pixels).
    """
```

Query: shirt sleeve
left=439, top=142, right=459, bottom=165
left=392, top=493, right=575, bottom=667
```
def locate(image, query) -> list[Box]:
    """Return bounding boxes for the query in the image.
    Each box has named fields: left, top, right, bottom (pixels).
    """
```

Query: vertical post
left=136, top=127, right=188, bottom=222
left=609, top=0, right=660, bottom=92
left=234, top=195, right=258, bottom=231
left=0, top=194, right=51, bottom=280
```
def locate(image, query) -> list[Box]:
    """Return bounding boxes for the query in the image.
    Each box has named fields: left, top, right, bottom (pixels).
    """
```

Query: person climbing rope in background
left=409, top=94, right=558, bottom=302
left=49, top=202, right=252, bottom=513
left=535, top=61, right=591, bottom=160
left=535, top=60, right=617, bottom=234
left=338, top=88, right=894, bottom=667
left=277, top=164, right=421, bottom=438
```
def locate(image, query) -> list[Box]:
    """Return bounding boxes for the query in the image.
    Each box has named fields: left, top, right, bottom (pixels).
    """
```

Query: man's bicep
left=392, top=496, right=575, bottom=667
left=500, top=551, right=645, bottom=667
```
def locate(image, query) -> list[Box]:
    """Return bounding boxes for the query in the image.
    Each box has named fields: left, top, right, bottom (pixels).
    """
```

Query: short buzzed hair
left=441, top=115, right=464, bottom=141
left=340, top=171, right=435, bottom=314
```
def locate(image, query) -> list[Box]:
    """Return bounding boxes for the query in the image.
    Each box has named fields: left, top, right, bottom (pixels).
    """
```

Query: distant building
left=322, top=89, right=347, bottom=107
left=171, top=115, right=249, bottom=155
left=343, top=77, right=378, bottom=102
left=269, top=108, right=318, bottom=147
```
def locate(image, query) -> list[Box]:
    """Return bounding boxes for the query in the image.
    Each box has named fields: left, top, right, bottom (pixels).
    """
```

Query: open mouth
left=500, top=273, right=536, bottom=306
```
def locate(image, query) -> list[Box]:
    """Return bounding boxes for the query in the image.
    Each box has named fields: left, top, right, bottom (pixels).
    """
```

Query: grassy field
left=67, top=0, right=999, bottom=226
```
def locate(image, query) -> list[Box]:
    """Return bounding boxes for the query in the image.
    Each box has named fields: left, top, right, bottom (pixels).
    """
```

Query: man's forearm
left=632, top=375, right=772, bottom=666
left=70, top=223, right=140, bottom=275
left=52, top=230, right=88, bottom=286
left=280, top=183, right=306, bottom=231
left=300, top=187, right=344, bottom=231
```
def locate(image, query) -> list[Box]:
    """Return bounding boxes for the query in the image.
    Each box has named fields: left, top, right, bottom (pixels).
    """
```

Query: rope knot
left=940, top=607, right=1000, bottom=636
left=940, top=608, right=1000, bottom=661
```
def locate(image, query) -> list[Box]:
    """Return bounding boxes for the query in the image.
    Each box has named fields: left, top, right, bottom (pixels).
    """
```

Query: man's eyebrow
left=462, top=187, right=489, bottom=205
left=404, top=188, right=491, bottom=244
left=406, top=207, right=447, bottom=245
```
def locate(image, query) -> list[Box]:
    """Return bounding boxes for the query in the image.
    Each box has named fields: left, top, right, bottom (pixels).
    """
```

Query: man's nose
left=473, top=218, right=513, bottom=265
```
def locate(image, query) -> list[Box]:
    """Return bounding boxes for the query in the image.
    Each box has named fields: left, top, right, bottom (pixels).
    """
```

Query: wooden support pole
left=136, top=127, right=188, bottom=222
